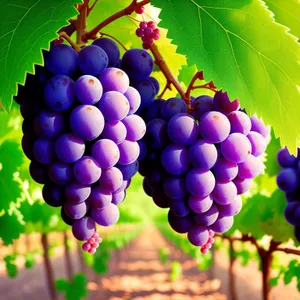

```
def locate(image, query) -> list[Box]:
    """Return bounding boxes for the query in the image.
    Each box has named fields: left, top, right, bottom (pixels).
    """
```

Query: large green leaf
left=152, top=0, right=300, bottom=154
left=0, top=0, right=80, bottom=111
left=264, top=0, right=300, bottom=40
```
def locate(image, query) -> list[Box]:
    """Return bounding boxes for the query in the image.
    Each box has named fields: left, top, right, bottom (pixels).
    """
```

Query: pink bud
left=88, top=247, right=96, bottom=254
left=88, top=237, right=95, bottom=244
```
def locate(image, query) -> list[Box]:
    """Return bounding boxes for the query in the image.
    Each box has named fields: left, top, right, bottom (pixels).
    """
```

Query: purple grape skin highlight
left=74, top=156, right=102, bottom=185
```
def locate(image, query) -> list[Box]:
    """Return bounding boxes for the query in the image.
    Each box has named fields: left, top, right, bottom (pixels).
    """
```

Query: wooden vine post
left=41, top=233, right=57, bottom=300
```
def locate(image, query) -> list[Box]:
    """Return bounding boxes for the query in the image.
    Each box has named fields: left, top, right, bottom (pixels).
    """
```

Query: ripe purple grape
left=187, top=225, right=209, bottom=246
left=277, top=147, right=297, bottom=168
left=122, top=115, right=146, bottom=141
left=163, top=176, right=187, bottom=200
left=199, top=111, right=231, bottom=143
left=228, top=111, right=251, bottom=135
left=33, top=138, right=56, bottom=164
left=232, top=177, right=252, bottom=194
left=99, top=68, right=129, bottom=94
left=212, top=181, right=237, bottom=205
left=194, top=204, right=219, bottom=226
left=169, top=198, right=191, bottom=217
left=99, top=167, right=123, bottom=193
left=188, top=195, right=213, bottom=214
left=72, top=216, right=95, bottom=241
left=70, top=105, right=104, bottom=141
left=98, top=91, right=129, bottom=122
left=218, top=195, right=242, bottom=217
left=112, top=190, right=125, bottom=206
left=64, top=201, right=87, bottom=219
left=102, top=121, right=127, bottom=145
left=88, top=186, right=112, bottom=209
left=42, top=184, right=65, bottom=207
left=191, top=95, right=214, bottom=120
left=247, top=131, right=266, bottom=157
left=91, top=203, right=120, bottom=226
left=74, top=75, right=103, bottom=105
left=209, top=216, right=234, bottom=233
left=118, top=140, right=140, bottom=165
left=65, top=182, right=91, bottom=204
left=74, top=156, right=102, bottom=185
left=160, top=98, right=187, bottom=121
left=238, top=155, right=262, bottom=179
left=212, top=158, right=238, bottom=182
left=55, top=133, right=85, bottom=163
left=124, top=86, right=141, bottom=115
left=48, top=161, right=73, bottom=186
left=168, top=211, right=194, bottom=234
left=277, top=168, right=299, bottom=192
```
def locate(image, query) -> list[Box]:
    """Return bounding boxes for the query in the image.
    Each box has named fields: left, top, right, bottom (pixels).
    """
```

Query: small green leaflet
left=0, top=0, right=80, bottom=111
left=264, top=0, right=300, bottom=40
left=152, top=0, right=300, bottom=154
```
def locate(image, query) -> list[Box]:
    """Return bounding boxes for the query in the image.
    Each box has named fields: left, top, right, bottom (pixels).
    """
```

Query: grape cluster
left=138, top=91, right=269, bottom=253
left=17, top=38, right=147, bottom=253
left=82, top=232, right=102, bottom=254
left=136, top=21, right=160, bottom=50
left=276, top=147, right=300, bottom=242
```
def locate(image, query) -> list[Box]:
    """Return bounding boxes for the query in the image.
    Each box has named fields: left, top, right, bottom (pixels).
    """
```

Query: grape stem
left=83, top=0, right=150, bottom=41
left=149, top=44, right=189, bottom=105
left=99, top=32, right=128, bottom=51
left=76, top=0, right=88, bottom=45
left=185, top=71, right=218, bottom=100
left=59, top=32, right=81, bottom=52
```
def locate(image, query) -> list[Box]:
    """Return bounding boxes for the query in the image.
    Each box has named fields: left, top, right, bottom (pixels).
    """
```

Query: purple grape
left=20, top=97, right=42, bottom=119
left=142, top=99, right=164, bottom=122
left=99, top=68, right=129, bottom=94
left=238, top=155, right=262, bottom=179
left=284, top=202, right=300, bottom=226
left=33, top=138, right=56, bottom=164
left=148, top=77, right=160, bottom=94
left=194, top=204, right=219, bottom=226
left=143, top=177, right=153, bottom=197
left=22, top=134, right=36, bottom=160
left=163, top=176, right=187, bottom=200
left=45, top=44, right=78, bottom=76
left=221, top=133, right=252, bottom=163
left=29, top=161, right=49, bottom=184
left=277, top=168, right=299, bottom=192
left=146, top=167, right=165, bottom=188
left=74, top=156, right=102, bottom=185
left=152, top=187, right=170, bottom=208
left=247, top=132, right=266, bottom=157
left=137, top=139, right=147, bottom=160
left=88, top=186, right=112, bottom=208
left=55, top=133, right=85, bottom=163
left=42, top=184, right=65, bottom=207
left=185, top=169, right=215, bottom=198
left=124, top=86, right=141, bottom=115
left=160, top=98, right=187, bottom=121
left=74, top=75, right=103, bottom=105
left=34, top=110, right=64, bottom=138
left=213, top=90, right=240, bottom=115
left=213, top=158, right=238, bottom=182
left=61, top=208, right=74, bottom=225
left=72, top=216, right=95, bottom=241
left=70, top=105, right=104, bottom=141
left=91, top=203, right=120, bottom=226
left=65, top=182, right=91, bottom=204
left=118, top=140, right=140, bottom=165
left=145, top=119, right=169, bottom=149
left=277, top=147, right=297, bottom=168
left=98, top=91, right=129, bottom=122
left=64, top=201, right=87, bottom=219
left=102, top=121, right=127, bottom=145
left=99, top=167, right=123, bottom=193
left=169, top=198, right=191, bottom=217
left=44, top=75, right=75, bottom=112
left=218, top=195, right=242, bottom=217
left=250, top=114, right=270, bottom=139
left=121, top=48, right=153, bottom=80
left=188, top=195, right=213, bottom=213
left=167, top=113, right=199, bottom=146
left=286, top=188, right=300, bottom=203
left=209, top=216, right=234, bottom=233
left=191, top=95, right=214, bottom=120
left=48, top=162, right=73, bottom=186
left=188, top=140, right=218, bottom=171
left=122, top=115, right=146, bottom=141
left=78, top=45, right=108, bottom=75
left=92, top=38, right=120, bottom=67
left=132, top=79, right=156, bottom=108
left=112, top=190, right=125, bottom=205
left=92, top=139, right=120, bottom=169
left=199, top=112, right=231, bottom=144
left=116, top=161, right=139, bottom=180
left=168, top=211, right=194, bottom=234
left=187, top=225, right=209, bottom=246
left=228, top=111, right=251, bottom=135
left=212, top=181, right=237, bottom=205
left=233, top=177, right=252, bottom=194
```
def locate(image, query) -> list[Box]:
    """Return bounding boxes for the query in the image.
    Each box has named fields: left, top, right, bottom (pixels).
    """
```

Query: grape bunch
left=136, top=21, right=160, bottom=50
left=138, top=91, right=269, bottom=253
left=276, top=147, right=300, bottom=242
left=16, top=38, right=147, bottom=253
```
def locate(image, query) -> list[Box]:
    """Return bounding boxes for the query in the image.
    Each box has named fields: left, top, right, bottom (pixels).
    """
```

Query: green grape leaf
left=264, top=130, right=281, bottom=177
left=264, top=0, right=300, bottom=40
left=152, top=0, right=300, bottom=154
left=25, top=252, right=35, bottom=269
left=0, top=210, right=24, bottom=245
left=0, top=0, right=80, bottom=111
left=0, top=141, right=23, bottom=212
left=55, top=278, right=68, bottom=292
left=269, top=277, right=279, bottom=287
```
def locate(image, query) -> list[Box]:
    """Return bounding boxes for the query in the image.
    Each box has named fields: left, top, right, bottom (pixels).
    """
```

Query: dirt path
left=0, top=226, right=299, bottom=300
